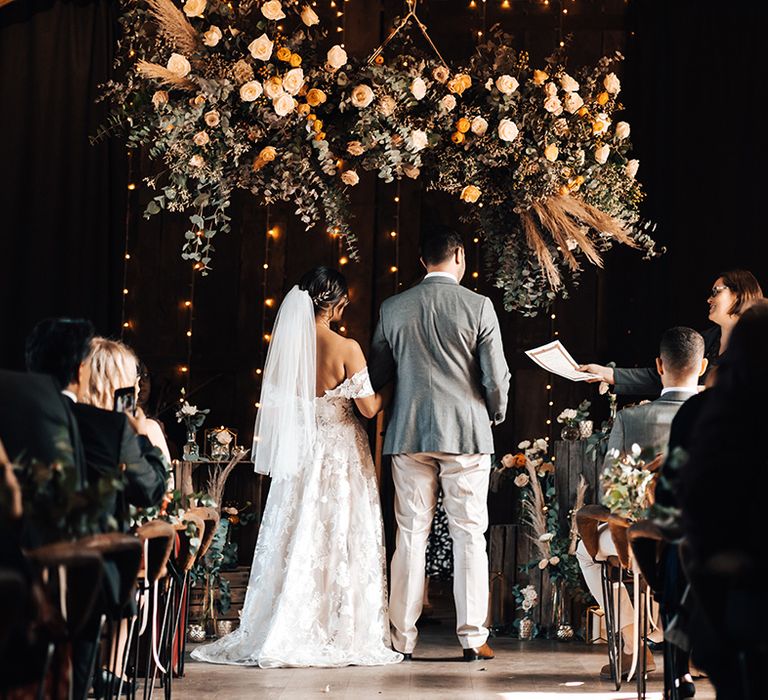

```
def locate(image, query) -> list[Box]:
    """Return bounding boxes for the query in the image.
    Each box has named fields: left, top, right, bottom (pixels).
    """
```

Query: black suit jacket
left=70, top=403, right=167, bottom=528
left=0, top=370, right=85, bottom=483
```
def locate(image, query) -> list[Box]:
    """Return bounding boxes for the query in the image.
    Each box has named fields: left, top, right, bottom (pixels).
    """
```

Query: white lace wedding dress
left=191, top=367, right=402, bottom=668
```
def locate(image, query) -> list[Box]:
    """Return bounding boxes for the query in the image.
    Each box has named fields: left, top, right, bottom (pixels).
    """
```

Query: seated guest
left=679, top=301, right=768, bottom=699
left=578, top=269, right=762, bottom=395
left=576, top=326, right=706, bottom=680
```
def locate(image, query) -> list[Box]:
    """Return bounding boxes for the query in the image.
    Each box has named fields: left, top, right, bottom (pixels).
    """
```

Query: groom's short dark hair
left=420, top=225, right=464, bottom=266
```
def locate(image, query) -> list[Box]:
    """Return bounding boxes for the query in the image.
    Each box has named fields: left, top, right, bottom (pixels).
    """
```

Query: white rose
left=440, top=94, right=456, bottom=112
left=327, top=45, right=348, bottom=70
left=631, top=443, right=642, bottom=458
left=539, top=533, right=554, bottom=542
left=594, top=144, right=610, bottom=164
left=300, top=4, right=319, bottom=26
left=543, top=95, right=563, bottom=115
left=484, top=77, right=493, bottom=91
left=544, top=81, right=558, bottom=97
left=497, top=118, right=519, bottom=142
left=183, top=0, right=206, bottom=18
left=261, top=0, right=285, bottom=20
left=248, top=33, right=273, bottom=62
left=152, top=90, right=169, bottom=108
left=189, top=154, right=204, bottom=168
left=604, top=72, right=621, bottom=95
left=513, top=474, right=530, bottom=488
left=615, top=121, right=631, bottom=140
left=239, top=80, right=263, bottom=102
left=470, top=116, right=488, bottom=135
left=346, top=141, right=365, bottom=156
left=181, top=403, right=197, bottom=415
left=593, top=112, right=611, bottom=135
left=495, top=74, right=519, bottom=95
left=410, top=77, right=427, bottom=100
left=264, top=77, right=283, bottom=99
left=625, top=159, right=640, bottom=179
left=408, top=129, right=428, bottom=152
left=166, top=53, right=191, bottom=78
left=273, top=93, right=296, bottom=116
left=559, top=73, right=579, bottom=92
left=534, top=438, right=548, bottom=451
left=341, top=170, right=359, bottom=186
left=282, top=67, right=305, bottom=96
left=350, top=84, right=374, bottom=108
left=193, top=131, right=209, bottom=146
left=378, top=95, right=396, bottom=116
left=517, top=440, right=531, bottom=449
left=203, top=25, right=222, bottom=47
left=544, top=143, right=559, bottom=162
left=204, top=110, right=220, bottom=127
left=563, top=91, right=583, bottom=114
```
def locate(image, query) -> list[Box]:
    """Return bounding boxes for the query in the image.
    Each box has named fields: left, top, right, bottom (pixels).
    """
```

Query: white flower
left=183, top=0, right=206, bottom=18
left=615, top=121, right=631, bottom=140
left=497, top=118, right=519, bottom=142
left=544, top=81, right=558, bottom=97
left=248, top=33, right=273, bottom=61
left=440, top=94, right=456, bottom=112
left=193, top=131, right=209, bottom=146
left=626, top=159, right=640, bottom=179
left=203, top=25, right=222, bottom=47
left=607, top=448, right=620, bottom=459
left=215, top=430, right=233, bottom=445
left=346, top=141, right=364, bottom=156
left=341, top=170, right=359, bottom=186
left=631, top=443, right=642, bottom=458
left=563, top=92, right=584, bottom=114
left=495, top=74, right=519, bottom=95
left=517, top=440, right=531, bottom=450
left=410, top=77, right=427, bottom=100
left=180, top=403, right=198, bottom=415
left=522, top=600, right=533, bottom=612
left=470, top=116, right=488, bottom=135
left=534, top=438, right=548, bottom=452
left=539, top=532, right=554, bottom=542
left=261, top=0, right=285, bottom=20
left=239, top=80, right=263, bottom=102
left=350, top=84, right=374, bottom=108
left=559, top=73, right=579, bottom=92
left=558, top=408, right=578, bottom=422
left=592, top=113, right=611, bottom=135
left=514, top=473, right=530, bottom=488
left=538, top=558, right=549, bottom=570
left=327, top=45, right=348, bottom=70
left=300, top=4, right=319, bottom=25
left=543, top=95, right=563, bottom=115
left=378, top=95, right=396, bottom=116
left=152, top=90, right=169, bottom=108
left=408, top=128, right=428, bottom=152
left=604, top=72, right=621, bottom=95
left=484, top=77, right=493, bottom=90
left=282, top=67, right=304, bottom=96
left=189, top=154, right=205, bottom=168
left=566, top=238, right=578, bottom=251
left=403, top=164, right=420, bottom=179
left=594, top=144, right=610, bottom=164
left=166, top=53, right=191, bottom=78
left=544, top=143, right=559, bottom=162
left=273, top=93, right=296, bottom=116
left=264, top=77, right=283, bottom=100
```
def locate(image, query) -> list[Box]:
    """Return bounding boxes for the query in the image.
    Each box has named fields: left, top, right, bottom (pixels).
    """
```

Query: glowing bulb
left=256, top=368, right=263, bottom=375
left=339, top=326, right=346, bottom=332
left=390, top=265, right=398, bottom=273
left=265, top=298, right=275, bottom=307
left=546, top=419, right=552, bottom=425
left=268, top=228, right=277, bottom=238
left=127, top=183, right=136, bottom=191
left=477, top=30, right=483, bottom=37
left=549, top=401, right=554, bottom=406
left=390, top=231, right=397, bottom=238
left=125, top=253, right=131, bottom=260
left=501, top=0, right=510, bottom=7
left=263, top=263, right=269, bottom=270
left=123, top=322, right=130, bottom=328
left=562, top=7, right=568, bottom=13
left=255, top=402, right=261, bottom=408
left=336, top=26, right=343, bottom=31
left=473, top=237, right=479, bottom=243
left=394, top=196, right=400, bottom=203
left=546, top=384, right=552, bottom=390
left=180, top=366, right=189, bottom=373
left=184, top=300, right=192, bottom=307
left=123, top=288, right=129, bottom=295
left=551, top=313, right=556, bottom=319
left=186, top=330, right=192, bottom=337
left=472, top=271, right=479, bottom=279
left=339, top=256, right=349, bottom=265
left=469, top=0, right=476, bottom=6
left=264, top=333, right=271, bottom=342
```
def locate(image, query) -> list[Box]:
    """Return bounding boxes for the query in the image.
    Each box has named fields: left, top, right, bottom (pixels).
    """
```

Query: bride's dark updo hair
left=298, top=267, right=349, bottom=315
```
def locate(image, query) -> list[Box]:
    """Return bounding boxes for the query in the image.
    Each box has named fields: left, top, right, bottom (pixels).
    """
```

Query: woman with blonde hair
left=83, top=338, right=171, bottom=463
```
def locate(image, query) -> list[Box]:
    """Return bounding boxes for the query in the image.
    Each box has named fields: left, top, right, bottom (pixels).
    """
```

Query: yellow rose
left=447, top=77, right=466, bottom=95
left=314, top=132, right=326, bottom=141
left=559, top=184, right=570, bottom=196
left=259, top=146, right=277, bottom=162
left=544, top=143, right=559, bottom=162
left=577, top=106, right=589, bottom=117
left=312, top=119, right=323, bottom=133
left=597, top=91, right=610, bottom=106
left=289, top=53, right=302, bottom=68
left=451, top=131, right=465, bottom=144
left=460, top=185, right=481, bottom=203
left=306, top=88, right=326, bottom=107
left=458, top=73, right=472, bottom=90
left=455, top=117, right=470, bottom=134
left=276, top=47, right=292, bottom=62
left=532, top=69, right=549, bottom=85
left=297, top=103, right=311, bottom=117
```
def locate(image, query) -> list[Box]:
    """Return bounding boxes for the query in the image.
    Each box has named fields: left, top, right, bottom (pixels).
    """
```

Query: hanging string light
left=258, top=206, right=273, bottom=379
left=392, top=181, right=401, bottom=291
left=120, top=149, right=136, bottom=339
left=471, top=235, right=481, bottom=292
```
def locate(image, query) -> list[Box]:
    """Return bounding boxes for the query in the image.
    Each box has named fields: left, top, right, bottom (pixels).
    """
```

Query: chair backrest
left=575, top=505, right=611, bottom=560
left=607, top=513, right=633, bottom=569
left=173, top=512, right=206, bottom=572
left=627, top=520, right=666, bottom=593
left=79, top=533, right=143, bottom=611
left=136, top=520, right=175, bottom=584
left=187, top=506, right=220, bottom=560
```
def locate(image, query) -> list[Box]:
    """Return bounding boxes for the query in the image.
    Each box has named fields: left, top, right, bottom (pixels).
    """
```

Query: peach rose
left=204, top=110, right=220, bottom=127
left=203, top=25, right=222, bottom=47
left=248, top=33, right=273, bottom=62
left=240, top=80, right=263, bottom=102
left=495, top=74, right=519, bottom=95
left=341, top=170, right=359, bottom=186
left=166, top=53, right=191, bottom=78
left=350, top=84, right=374, bottom=108
left=261, top=0, right=285, bottom=21
left=273, top=93, right=296, bottom=116
left=282, top=67, right=305, bottom=96
left=152, top=90, right=169, bottom=108
left=460, top=185, right=481, bottom=203
left=193, top=131, right=209, bottom=146
left=327, top=45, right=348, bottom=70
left=544, top=143, right=559, bottom=162
left=300, top=4, right=319, bottom=26
left=183, top=0, right=206, bottom=18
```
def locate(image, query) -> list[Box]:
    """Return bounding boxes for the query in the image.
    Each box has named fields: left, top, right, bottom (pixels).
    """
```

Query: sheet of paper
left=525, top=340, right=601, bottom=382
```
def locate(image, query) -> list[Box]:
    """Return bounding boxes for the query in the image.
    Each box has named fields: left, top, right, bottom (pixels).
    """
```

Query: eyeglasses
left=709, top=285, right=729, bottom=298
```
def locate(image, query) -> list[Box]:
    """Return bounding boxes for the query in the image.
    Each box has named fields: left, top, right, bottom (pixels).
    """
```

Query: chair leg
left=148, top=579, right=173, bottom=700
left=635, top=580, right=648, bottom=699
left=177, top=572, right=191, bottom=678
left=35, top=641, right=56, bottom=700
left=601, top=563, right=622, bottom=690
left=116, top=615, right=137, bottom=699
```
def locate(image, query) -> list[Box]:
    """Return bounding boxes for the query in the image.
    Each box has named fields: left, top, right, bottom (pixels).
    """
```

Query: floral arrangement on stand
left=601, top=443, right=656, bottom=520
left=176, top=390, right=210, bottom=460
left=557, top=399, right=591, bottom=440
left=103, top=0, right=660, bottom=315
left=511, top=583, right=539, bottom=640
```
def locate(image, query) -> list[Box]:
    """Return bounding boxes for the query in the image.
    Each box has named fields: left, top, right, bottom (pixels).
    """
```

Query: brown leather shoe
left=599, top=648, right=656, bottom=680
left=463, top=643, right=495, bottom=661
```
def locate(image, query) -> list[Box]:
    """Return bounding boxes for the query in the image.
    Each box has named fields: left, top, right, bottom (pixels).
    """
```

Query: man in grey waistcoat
left=370, top=225, right=510, bottom=661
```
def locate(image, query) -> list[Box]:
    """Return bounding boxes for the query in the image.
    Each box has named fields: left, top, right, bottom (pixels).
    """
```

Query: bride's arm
left=344, top=339, right=386, bottom=419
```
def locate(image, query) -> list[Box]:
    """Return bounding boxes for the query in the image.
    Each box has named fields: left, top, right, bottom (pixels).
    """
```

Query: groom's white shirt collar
left=424, top=271, right=458, bottom=283
left=61, top=390, right=78, bottom=403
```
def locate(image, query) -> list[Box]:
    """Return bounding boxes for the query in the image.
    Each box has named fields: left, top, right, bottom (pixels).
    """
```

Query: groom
left=370, top=224, right=510, bottom=661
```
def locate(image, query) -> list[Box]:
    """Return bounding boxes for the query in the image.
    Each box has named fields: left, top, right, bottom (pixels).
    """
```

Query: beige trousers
left=389, top=452, right=491, bottom=653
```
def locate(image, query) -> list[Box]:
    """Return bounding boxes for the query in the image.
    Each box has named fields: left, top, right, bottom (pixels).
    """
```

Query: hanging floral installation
left=101, top=0, right=660, bottom=314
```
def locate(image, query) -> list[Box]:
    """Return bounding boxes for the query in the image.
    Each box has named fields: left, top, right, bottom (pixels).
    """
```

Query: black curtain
left=0, top=0, right=124, bottom=369
left=599, top=1, right=768, bottom=367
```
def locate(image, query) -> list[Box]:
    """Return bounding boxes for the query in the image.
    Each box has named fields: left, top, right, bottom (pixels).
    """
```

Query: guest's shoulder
left=72, top=402, right=125, bottom=429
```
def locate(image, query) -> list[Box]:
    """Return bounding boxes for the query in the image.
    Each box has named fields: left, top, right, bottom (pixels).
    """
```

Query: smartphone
left=113, top=386, right=137, bottom=416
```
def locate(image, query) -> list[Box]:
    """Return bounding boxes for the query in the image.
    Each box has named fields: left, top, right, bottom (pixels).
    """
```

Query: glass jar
left=560, top=423, right=581, bottom=441
left=183, top=427, right=200, bottom=461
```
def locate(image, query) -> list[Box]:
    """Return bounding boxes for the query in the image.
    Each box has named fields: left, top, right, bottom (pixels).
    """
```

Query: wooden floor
left=173, top=603, right=715, bottom=699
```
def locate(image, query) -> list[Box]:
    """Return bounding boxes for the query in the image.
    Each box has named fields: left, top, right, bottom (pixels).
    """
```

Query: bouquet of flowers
left=601, top=444, right=656, bottom=520
left=176, top=397, right=210, bottom=433
left=557, top=399, right=591, bottom=428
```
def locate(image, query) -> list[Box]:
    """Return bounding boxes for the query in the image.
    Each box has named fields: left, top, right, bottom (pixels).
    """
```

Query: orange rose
left=297, top=103, right=311, bottom=117
left=533, top=69, right=549, bottom=85
left=451, top=131, right=465, bottom=144
left=577, top=106, right=589, bottom=117
left=276, top=46, right=292, bottom=62
left=289, top=53, right=302, bottom=67
left=314, top=131, right=326, bottom=141
left=455, top=117, right=470, bottom=133
left=312, top=119, right=323, bottom=132
left=259, top=146, right=277, bottom=162
left=597, top=91, right=609, bottom=105
left=513, top=453, right=527, bottom=468
left=374, top=54, right=384, bottom=65
left=306, top=88, right=327, bottom=107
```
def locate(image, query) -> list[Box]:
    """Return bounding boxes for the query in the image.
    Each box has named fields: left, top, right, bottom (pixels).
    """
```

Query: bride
left=191, top=267, right=402, bottom=668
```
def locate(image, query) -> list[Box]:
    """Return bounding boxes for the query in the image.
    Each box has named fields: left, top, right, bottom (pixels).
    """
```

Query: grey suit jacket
left=370, top=276, right=510, bottom=455
left=603, top=390, right=696, bottom=469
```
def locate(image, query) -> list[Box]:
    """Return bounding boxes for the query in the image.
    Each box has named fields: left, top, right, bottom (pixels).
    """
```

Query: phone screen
left=113, top=387, right=137, bottom=416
